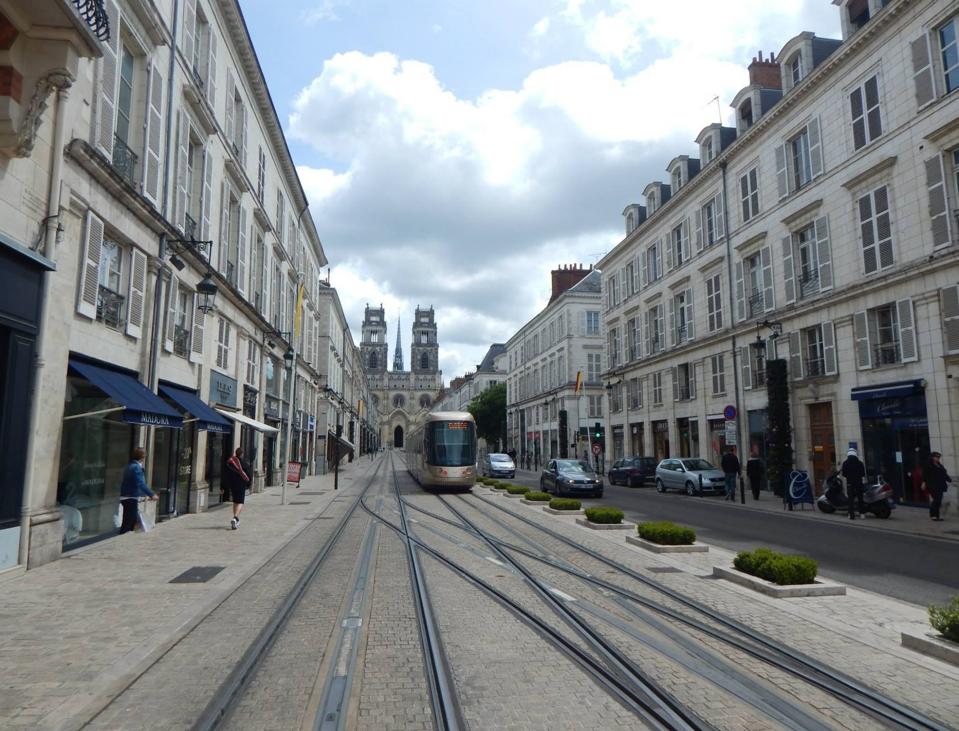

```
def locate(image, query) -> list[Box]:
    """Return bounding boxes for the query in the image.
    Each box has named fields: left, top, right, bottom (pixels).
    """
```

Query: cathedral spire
left=392, top=314, right=404, bottom=371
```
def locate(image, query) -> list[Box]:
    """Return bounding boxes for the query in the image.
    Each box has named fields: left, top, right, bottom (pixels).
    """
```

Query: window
left=702, top=200, right=717, bottom=247
left=710, top=354, right=725, bottom=395
left=651, top=372, right=663, bottom=405
left=586, top=311, right=600, bottom=335
left=587, top=353, right=602, bottom=382
left=670, top=221, right=689, bottom=267
left=628, top=377, right=642, bottom=409
left=850, top=75, right=882, bottom=150
left=941, top=17, right=959, bottom=94
left=739, top=167, right=759, bottom=222
left=645, top=303, right=665, bottom=354
left=99, top=239, right=122, bottom=293
left=216, top=317, right=232, bottom=370
left=610, top=384, right=623, bottom=413
left=673, top=363, right=694, bottom=401
left=608, top=326, right=621, bottom=368
left=804, top=326, right=825, bottom=377
left=858, top=185, right=894, bottom=273
left=626, top=317, right=641, bottom=361
left=624, top=262, right=635, bottom=297
left=96, top=240, right=124, bottom=329
left=647, top=190, right=658, bottom=215
left=173, top=285, right=190, bottom=357
left=115, top=44, right=135, bottom=147
left=393, top=394, right=406, bottom=408
left=706, top=274, right=723, bottom=332
left=738, top=249, right=772, bottom=320
left=246, top=339, right=259, bottom=385
left=848, top=0, right=870, bottom=33
left=739, top=99, right=753, bottom=130
left=626, top=211, right=636, bottom=233
left=645, top=241, right=662, bottom=283
left=671, top=289, right=694, bottom=345
left=702, top=137, right=714, bottom=164
left=874, top=305, right=899, bottom=365
left=790, top=129, right=812, bottom=191
left=854, top=300, right=917, bottom=369
left=588, top=395, right=603, bottom=418
left=257, top=147, right=266, bottom=203
left=795, top=224, right=819, bottom=295
left=671, top=168, right=683, bottom=192
left=789, top=53, right=803, bottom=86
left=777, top=120, right=822, bottom=199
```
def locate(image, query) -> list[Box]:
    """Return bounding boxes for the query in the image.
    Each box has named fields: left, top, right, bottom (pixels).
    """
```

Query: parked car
left=540, top=459, right=604, bottom=498
left=482, top=452, right=516, bottom=478
left=655, top=458, right=726, bottom=496
left=608, top=456, right=658, bottom=487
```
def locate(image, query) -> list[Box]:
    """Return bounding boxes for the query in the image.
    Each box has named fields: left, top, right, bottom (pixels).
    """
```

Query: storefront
left=264, top=357, right=281, bottom=485
left=207, top=371, right=239, bottom=505
left=629, top=422, right=644, bottom=457
left=747, top=409, right=769, bottom=492
left=57, top=358, right=182, bottom=548
left=612, top=426, right=624, bottom=460
left=652, top=420, right=670, bottom=461
left=241, top=385, right=259, bottom=481
left=708, top=417, right=726, bottom=465
left=676, top=417, right=699, bottom=458
left=852, top=380, right=930, bottom=504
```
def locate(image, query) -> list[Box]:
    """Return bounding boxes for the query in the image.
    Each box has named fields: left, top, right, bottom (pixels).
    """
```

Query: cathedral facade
left=361, top=305, right=443, bottom=448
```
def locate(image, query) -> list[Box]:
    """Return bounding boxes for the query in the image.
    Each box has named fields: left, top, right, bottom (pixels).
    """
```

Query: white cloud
left=302, top=0, right=350, bottom=25
left=531, top=17, right=550, bottom=38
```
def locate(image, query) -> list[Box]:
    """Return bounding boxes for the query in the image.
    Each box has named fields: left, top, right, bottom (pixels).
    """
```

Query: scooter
left=816, top=472, right=847, bottom=514
left=817, top=471, right=894, bottom=518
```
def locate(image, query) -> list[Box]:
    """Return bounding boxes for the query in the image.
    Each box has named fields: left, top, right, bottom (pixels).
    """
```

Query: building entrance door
left=808, top=402, right=835, bottom=496
left=394, top=425, right=404, bottom=448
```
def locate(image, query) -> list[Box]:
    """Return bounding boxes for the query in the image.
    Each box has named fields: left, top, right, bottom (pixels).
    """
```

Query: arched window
left=420, top=352, right=429, bottom=370
left=419, top=394, right=431, bottom=409
left=392, top=394, right=405, bottom=409
left=369, top=351, right=377, bottom=369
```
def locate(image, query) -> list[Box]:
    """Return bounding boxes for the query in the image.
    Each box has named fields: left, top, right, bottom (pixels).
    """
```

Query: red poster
left=286, top=461, right=302, bottom=484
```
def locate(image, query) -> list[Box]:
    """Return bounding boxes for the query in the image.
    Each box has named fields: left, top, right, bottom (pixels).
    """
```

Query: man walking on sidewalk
left=226, top=447, right=251, bottom=530
left=923, top=451, right=952, bottom=521
left=118, top=447, right=157, bottom=534
left=721, top=447, right=741, bottom=502
left=841, top=448, right=866, bottom=519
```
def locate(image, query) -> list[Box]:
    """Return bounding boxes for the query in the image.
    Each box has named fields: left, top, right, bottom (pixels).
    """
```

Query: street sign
left=723, top=404, right=737, bottom=421
left=724, top=420, right=737, bottom=446
left=591, top=443, right=601, bottom=456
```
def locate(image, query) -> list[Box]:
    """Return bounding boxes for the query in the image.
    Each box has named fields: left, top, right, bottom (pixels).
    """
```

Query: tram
left=406, top=412, right=477, bottom=491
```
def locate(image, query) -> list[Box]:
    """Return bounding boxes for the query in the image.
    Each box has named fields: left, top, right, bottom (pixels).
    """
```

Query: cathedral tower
left=411, top=306, right=438, bottom=374
left=392, top=315, right=405, bottom=371
left=360, top=304, right=388, bottom=374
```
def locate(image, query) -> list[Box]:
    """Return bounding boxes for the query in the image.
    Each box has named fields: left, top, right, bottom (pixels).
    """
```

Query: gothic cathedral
left=361, top=305, right=443, bottom=448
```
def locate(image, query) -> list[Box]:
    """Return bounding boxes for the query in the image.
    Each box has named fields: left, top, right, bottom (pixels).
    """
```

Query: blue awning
left=159, top=384, right=232, bottom=433
left=850, top=379, right=925, bottom=401
left=68, top=359, right=183, bottom=428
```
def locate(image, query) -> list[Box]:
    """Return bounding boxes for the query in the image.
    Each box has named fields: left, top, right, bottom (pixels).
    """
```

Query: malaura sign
left=286, top=461, right=302, bottom=484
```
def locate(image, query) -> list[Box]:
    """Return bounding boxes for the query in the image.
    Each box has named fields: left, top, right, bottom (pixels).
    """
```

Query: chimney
left=549, top=263, right=590, bottom=303
left=748, top=50, right=781, bottom=89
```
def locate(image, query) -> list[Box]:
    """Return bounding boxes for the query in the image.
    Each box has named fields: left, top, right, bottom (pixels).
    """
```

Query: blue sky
left=240, top=0, right=841, bottom=383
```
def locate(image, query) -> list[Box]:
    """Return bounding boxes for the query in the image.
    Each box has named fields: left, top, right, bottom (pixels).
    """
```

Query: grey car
left=655, top=458, right=726, bottom=496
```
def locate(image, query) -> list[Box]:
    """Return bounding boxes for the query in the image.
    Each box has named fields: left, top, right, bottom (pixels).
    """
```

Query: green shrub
left=479, top=477, right=492, bottom=485
left=505, top=484, right=529, bottom=495
left=525, top=491, right=550, bottom=501
left=637, top=521, right=696, bottom=545
left=584, top=507, right=625, bottom=524
left=490, top=481, right=507, bottom=490
left=549, top=498, right=582, bottom=511
left=929, top=597, right=959, bottom=642
left=733, top=548, right=817, bottom=586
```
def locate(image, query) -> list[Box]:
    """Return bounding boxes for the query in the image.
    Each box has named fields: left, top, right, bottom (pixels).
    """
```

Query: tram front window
left=427, top=421, right=476, bottom=466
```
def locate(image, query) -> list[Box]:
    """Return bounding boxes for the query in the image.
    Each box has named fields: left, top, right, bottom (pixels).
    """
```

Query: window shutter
left=667, top=297, right=676, bottom=348
left=94, top=0, right=120, bottom=157
left=681, top=219, right=691, bottom=262
left=125, top=248, right=147, bottom=339
left=201, top=147, right=213, bottom=245
left=190, top=292, right=204, bottom=363
left=814, top=216, right=833, bottom=291
left=142, top=61, right=163, bottom=204
left=941, top=286, right=959, bottom=355
left=671, top=366, right=678, bottom=401
left=688, top=363, right=696, bottom=400
left=788, top=331, right=803, bottom=381
left=182, top=0, right=196, bottom=69
left=715, top=191, right=725, bottom=238
left=237, top=204, right=248, bottom=296
left=164, top=277, right=177, bottom=353
left=225, top=68, right=236, bottom=144
left=897, top=299, right=917, bottom=363
left=775, top=143, right=789, bottom=200
left=174, top=111, right=188, bottom=231
left=760, top=246, right=774, bottom=312
left=643, top=310, right=651, bottom=356
left=578, top=310, right=586, bottom=336
left=219, top=180, right=230, bottom=272
left=632, top=255, right=641, bottom=293
left=654, top=242, right=662, bottom=280
left=741, top=346, right=752, bottom=390
left=781, top=236, right=796, bottom=304
left=875, top=186, right=894, bottom=269
left=859, top=192, right=877, bottom=274
left=807, top=117, right=823, bottom=179
left=239, top=104, right=248, bottom=169
left=853, top=310, right=871, bottom=369
left=685, top=287, right=695, bottom=340
left=694, top=207, right=703, bottom=252
left=823, top=321, right=837, bottom=375
left=205, top=30, right=217, bottom=108
left=926, top=155, right=952, bottom=247
left=640, top=249, right=648, bottom=287
left=77, top=211, right=104, bottom=319
left=735, top=260, right=745, bottom=322
left=911, top=33, right=936, bottom=109
left=665, top=234, right=675, bottom=271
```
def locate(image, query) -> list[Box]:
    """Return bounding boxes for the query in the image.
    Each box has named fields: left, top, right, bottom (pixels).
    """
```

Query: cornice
left=840, top=156, right=898, bottom=190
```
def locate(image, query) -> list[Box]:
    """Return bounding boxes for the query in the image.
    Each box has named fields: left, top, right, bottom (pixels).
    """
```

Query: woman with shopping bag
left=118, top=447, right=157, bottom=534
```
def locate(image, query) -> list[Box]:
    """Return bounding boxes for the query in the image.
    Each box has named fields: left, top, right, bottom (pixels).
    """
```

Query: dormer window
left=671, top=168, right=683, bottom=192
left=702, top=137, right=714, bottom=164
left=847, top=0, right=870, bottom=32
left=789, top=53, right=803, bottom=86
left=740, top=99, right=754, bottom=130
left=647, top=191, right=658, bottom=215
left=626, top=212, right=636, bottom=233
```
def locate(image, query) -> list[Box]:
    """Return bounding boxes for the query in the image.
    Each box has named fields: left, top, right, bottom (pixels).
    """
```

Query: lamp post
left=282, top=341, right=295, bottom=506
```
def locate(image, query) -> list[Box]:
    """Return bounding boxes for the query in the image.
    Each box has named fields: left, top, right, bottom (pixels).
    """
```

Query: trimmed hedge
left=490, top=481, right=507, bottom=490
left=929, top=596, right=959, bottom=642
left=584, top=507, right=625, bottom=524
left=549, top=498, right=582, bottom=511
left=733, top=548, right=818, bottom=586
left=525, top=491, right=550, bottom=502
left=637, top=521, right=696, bottom=545
left=505, top=484, right=530, bottom=495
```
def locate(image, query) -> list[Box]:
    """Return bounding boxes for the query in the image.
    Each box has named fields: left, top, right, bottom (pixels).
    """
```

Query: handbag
left=113, top=503, right=123, bottom=529
left=137, top=511, right=154, bottom=533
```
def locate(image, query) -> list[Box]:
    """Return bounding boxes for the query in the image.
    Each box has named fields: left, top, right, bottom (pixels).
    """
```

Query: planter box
left=504, top=492, right=528, bottom=498
left=543, top=506, right=585, bottom=516
left=626, top=535, right=708, bottom=553
left=712, top=566, right=846, bottom=598
left=576, top=518, right=636, bottom=531
left=521, top=499, right=550, bottom=506
left=901, top=632, right=959, bottom=667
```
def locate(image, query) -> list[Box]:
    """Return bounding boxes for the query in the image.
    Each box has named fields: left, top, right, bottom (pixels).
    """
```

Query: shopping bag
left=113, top=503, right=123, bottom=529
left=137, top=511, right=154, bottom=533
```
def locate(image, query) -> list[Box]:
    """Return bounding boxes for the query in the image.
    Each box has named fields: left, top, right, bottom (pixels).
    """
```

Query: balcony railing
left=675, top=324, right=687, bottom=343
left=747, top=292, right=765, bottom=319
left=73, top=0, right=111, bottom=41
left=184, top=213, right=197, bottom=241
left=799, top=269, right=820, bottom=298
left=806, top=357, right=826, bottom=378
left=96, top=286, right=124, bottom=330
left=873, top=344, right=901, bottom=366
left=111, top=134, right=138, bottom=188
left=752, top=367, right=767, bottom=387
left=174, top=325, right=191, bottom=357
left=676, top=383, right=692, bottom=401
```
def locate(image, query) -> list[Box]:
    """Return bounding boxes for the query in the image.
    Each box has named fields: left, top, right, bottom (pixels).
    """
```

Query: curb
left=520, top=499, right=550, bottom=506
left=712, top=565, right=846, bottom=598
left=901, top=632, right=959, bottom=667
left=576, top=518, right=636, bottom=531
left=626, top=535, right=708, bottom=553
left=542, top=506, right=585, bottom=516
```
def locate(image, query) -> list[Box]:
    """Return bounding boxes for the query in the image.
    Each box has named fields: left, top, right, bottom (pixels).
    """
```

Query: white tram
left=406, top=412, right=477, bottom=491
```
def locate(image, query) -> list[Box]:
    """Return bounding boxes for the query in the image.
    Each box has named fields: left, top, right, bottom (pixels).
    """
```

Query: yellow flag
left=574, top=370, right=583, bottom=395
left=293, top=282, right=305, bottom=338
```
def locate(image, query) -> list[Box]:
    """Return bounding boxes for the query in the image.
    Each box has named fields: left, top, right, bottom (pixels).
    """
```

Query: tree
left=468, top=383, right=506, bottom=447
left=765, top=359, right=793, bottom=497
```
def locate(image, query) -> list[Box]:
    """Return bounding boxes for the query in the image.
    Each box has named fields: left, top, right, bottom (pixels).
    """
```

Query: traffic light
left=593, top=422, right=602, bottom=439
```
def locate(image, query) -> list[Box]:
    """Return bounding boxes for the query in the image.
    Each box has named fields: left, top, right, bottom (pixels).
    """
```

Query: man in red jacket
left=226, top=447, right=251, bottom=530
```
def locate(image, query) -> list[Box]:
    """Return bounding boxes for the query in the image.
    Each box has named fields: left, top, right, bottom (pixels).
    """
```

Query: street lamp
left=196, top=272, right=218, bottom=315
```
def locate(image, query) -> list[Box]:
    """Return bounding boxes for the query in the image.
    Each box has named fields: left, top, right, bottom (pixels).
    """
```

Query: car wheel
left=656, top=479, right=665, bottom=493
left=685, top=481, right=696, bottom=497
left=627, top=476, right=637, bottom=488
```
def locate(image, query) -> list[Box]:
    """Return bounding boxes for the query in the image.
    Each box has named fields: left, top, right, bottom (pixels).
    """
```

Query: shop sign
left=209, top=371, right=237, bottom=408
left=123, top=410, right=182, bottom=428
left=307, top=415, right=316, bottom=432
left=724, top=420, right=737, bottom=445
left=243, top=385, right=258, bottom=416
left=264, top=396, right=281, bottom=420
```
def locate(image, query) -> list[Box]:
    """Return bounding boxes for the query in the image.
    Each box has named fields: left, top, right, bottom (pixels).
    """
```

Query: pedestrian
left=721, top=446, right=741, bottom=501
left=118, top=447, right=157, bottom=534
left=840, top=447, right=866, bottom=519
left=922, top=451, right=952, bottom=521
left=911, top=448, right=926, bottom=503
left=226, top=447, right=251, bottom=530
left=746, top=454, right=764, bottom=500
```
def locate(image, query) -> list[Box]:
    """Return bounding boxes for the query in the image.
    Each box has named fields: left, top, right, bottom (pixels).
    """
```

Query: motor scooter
left=817, top=471, right=894, bottom=518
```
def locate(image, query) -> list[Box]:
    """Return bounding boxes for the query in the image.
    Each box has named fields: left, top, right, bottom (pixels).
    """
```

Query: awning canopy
left=68, top=359, right=183, bottom=428
left=215, top=408, right=279, bottom=434
left=329, top=430, right=355, bottom=453
left=850, top=379, right=925, bottom=401
left=159, top=384, right=232, bottom=433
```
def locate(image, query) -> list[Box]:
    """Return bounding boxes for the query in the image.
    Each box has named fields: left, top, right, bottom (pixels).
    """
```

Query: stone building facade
left=597, top=0, right=959, bottom=501
left=361, top=304, right=443, bottom=448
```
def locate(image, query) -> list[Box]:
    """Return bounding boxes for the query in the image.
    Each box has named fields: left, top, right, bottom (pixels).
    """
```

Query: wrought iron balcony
left=675, top=324, right=687, bottom=343
left=747, top=292, right=765, bottom=319
left=676, top=383, right=692, bottom=401
left=96, top=286, right=124, bottom=329
left=184, top=213, right=197, bottom=241
left=752, top=367, right=767, bottom=387
left=805, top=358, right=826, bottom=377
left=873, top=344, right=901, bottom=366
left=111, top=134, right=138, bottom=188
left=174, top=325, right=191, bottom=358
left=73, top=0, right=111, bottom=41
left=226, top=261, right=237, bottom=287
left=799, top=269, right=820, bottom=298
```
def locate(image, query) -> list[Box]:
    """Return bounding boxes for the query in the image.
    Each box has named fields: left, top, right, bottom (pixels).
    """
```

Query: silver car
left=655, top=458, right=726, bottom=496
left=482, top=452, right=515, bottom=478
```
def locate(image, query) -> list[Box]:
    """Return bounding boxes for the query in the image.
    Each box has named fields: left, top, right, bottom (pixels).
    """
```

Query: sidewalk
left=0, top=458, right=373, bottom=730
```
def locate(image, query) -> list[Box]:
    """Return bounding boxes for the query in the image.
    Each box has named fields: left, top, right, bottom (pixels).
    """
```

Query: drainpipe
left=720, top=161, right=744, bottom=454
left=19, top=80, right=70, bottom=568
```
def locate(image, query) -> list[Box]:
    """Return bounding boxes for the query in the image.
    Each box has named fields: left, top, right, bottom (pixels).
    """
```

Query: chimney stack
left=748, top=50, right=781, bottom=89
left=549, top=263, right=590, bottom=303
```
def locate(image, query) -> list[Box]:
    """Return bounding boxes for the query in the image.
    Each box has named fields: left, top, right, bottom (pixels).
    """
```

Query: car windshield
left=556, top=460, right=592, bottom=473
left=681, top=459, right=715, bottom=471
left=490, top=454, right=511, bottom=463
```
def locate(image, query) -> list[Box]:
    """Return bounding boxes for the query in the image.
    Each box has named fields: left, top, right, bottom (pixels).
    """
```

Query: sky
left=240, top=0, right=841, bottom=385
